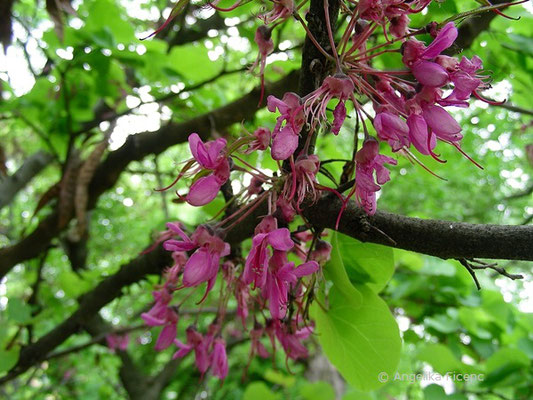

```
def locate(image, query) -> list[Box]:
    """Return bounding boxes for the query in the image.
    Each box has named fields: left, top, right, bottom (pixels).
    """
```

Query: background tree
left=0, top=0, right=531, bottom=399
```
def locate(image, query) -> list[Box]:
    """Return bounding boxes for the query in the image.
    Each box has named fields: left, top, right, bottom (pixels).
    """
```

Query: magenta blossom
left=439, top=56, right=484, bottom=107
left=373, top=111, right=409, bottom=151
left=250, top=26, right=274, bottom=105
left=211, top=338, right=228, bottom=380
left=422, top=105, right=462, bottom=143
left=267, top=92, right=305, bottom=160
left=355, top=138, right=397, bottom=215
left=422, top=22, right=458, bottom=60
left=411, top=60, right=449, bottom=87
left=264, top=251, right=319, bottom=319
left=281, top=154, right=320, bottom=210
left=186, top=133, right=230, bottom=206
left=273, top=319, right=313, bottom=360
left=407, top=113, right=436, bottom=156
left=245, top=127, right=271, bottom=154
left=106, top=334, right=129, bottom=352
left=260, top=0, right=295, bottom=24
left=141, top=288, right=179, bottom=350
left=303, top=73, right=354, bottom=135
left=173, top=327, right=212, bottom=375
left=310, top=239, right=332, bottom=265
left=242, top=225, right=294, bottom=289
left=250, top=326, right=270, bottom=358
left=164, top=224, right=230, bottom=300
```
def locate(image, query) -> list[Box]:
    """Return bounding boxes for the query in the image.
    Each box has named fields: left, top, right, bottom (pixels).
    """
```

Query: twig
left=45, top=323, right=146, bottom=361
left=153, top=155, right=169, bottom=220
left=458, top=258, right=523, bottom=290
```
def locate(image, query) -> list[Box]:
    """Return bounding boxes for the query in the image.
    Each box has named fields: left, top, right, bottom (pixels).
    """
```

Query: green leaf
left=0, top=347, right=19, bottom=373
left=324, top=232, right=363, bottom=307
left=264, top=369, right=295, bottom=388
left=7, top=298, right=32, bottom=324
left=417, top=344, right=477, bottom=375
left=168, top=44, right=223, bottom=82
left=425, top=313, right=461, bottom=334
left=299, top=381, right=335, bottom=400
left=423, top=384, right=468, bottom=400
left=336, top=232, right=395, bottom=293
left=485, top=348, right=529, bottom=373
left=502, top=34, right=533, bottom=57
left=243, top=382, right=280, bottom=400
left=312, top=284, right=401, bottom=391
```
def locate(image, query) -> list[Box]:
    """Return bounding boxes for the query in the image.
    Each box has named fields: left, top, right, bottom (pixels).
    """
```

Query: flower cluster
left=140, top=0, right=507, bottom=381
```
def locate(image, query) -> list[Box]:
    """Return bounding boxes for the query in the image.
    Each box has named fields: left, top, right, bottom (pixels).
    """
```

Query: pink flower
left=281, top=154, right=320, bottom=210
left=252, top=26, right=273, bottom=75
left=260, top=0, right=295, bottom=24
left=106, top=334, right=129, bottom=352
left=274, top=320, right=313, bottom=360
left=389, top=14, right=410, bottom=38
left=272, top=126, right=300, bottom=160
left=411, top=60, right=449, bottom=87
left=402, top=39, right=426, bottom=68
left=155, top=324, right=177, bottom=351
left=211, top=338, right=228, bottom=380
left=303, top=74, right=354, bottom=135
left=439, top=56, right=484, bottom=107
left=250, top=326, right=270, bottom=358
left=141, top=288, right=179, bottom=351
left=245, top=127, right=271, bottom=154
left=359, top=0, right=385, bottom=22
left=422, top=105, right=462, bottom=142
left=267, top=92, right=305, bottom=160
left=373, top=111, right=409, bottom=151
left=310, top=240, right=332, bottom=265
left=242, top=227, right=294, bottom=289
left=407, top=113, right=436, bottom=155
left=355, top=138, right=397, bottom=215
left=235, top=279, right=250, bottom=327
left=422, top=22, right=458, bottom=59
left=186, top=133, right=230, bottom=206
left=276, top=196, right=296, bottom=223
left=250, top=26, right=274, bottom=105
left=164, top=224, right=230, bottom=300
left=264, top=256, right=319, bottom=319
left=173, top=327, right=211, bottom=375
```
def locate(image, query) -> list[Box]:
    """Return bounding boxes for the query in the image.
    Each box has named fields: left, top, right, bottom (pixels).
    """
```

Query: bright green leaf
left=312, top=284, right=401, bottom=391
left=323, top=232, right=363, bottom=307
left=299, top=381, right=335, bottom=400
left=7, top=298, right=32, bottom=324
left=243, top=382, right=280, bottom=400
left=0, top=347, right=19, bottom=373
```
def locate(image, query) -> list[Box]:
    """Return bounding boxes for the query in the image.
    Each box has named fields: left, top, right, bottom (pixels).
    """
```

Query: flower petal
left=267, top=228, right=294, bottom=251
left=186, top=174, right=221, bottom=206
left=271, top=126, right=298, bottom=160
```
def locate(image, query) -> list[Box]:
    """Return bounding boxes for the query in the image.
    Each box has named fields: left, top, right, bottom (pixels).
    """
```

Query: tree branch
left=303, top=195, right=533, bottom=261
left=0, top=151, right=53, bottom=210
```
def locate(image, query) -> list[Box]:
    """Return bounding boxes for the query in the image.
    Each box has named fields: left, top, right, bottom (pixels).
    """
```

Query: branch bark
left=0, top=151, right=53, bottom=210
left=303, top=195, right=533, bottom=261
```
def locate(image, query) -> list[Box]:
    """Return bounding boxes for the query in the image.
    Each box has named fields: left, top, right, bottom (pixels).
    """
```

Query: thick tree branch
left=0, top=151, right=53, bottom=210
left=303, top=195, right=533, bottom=261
